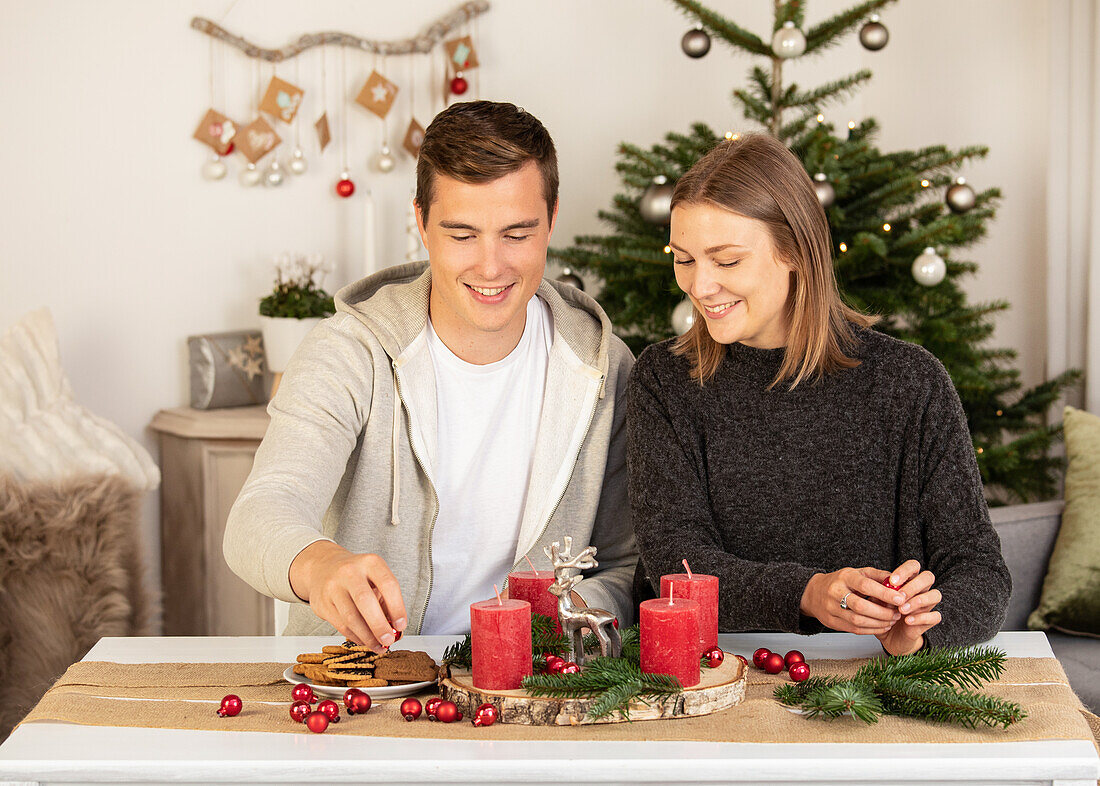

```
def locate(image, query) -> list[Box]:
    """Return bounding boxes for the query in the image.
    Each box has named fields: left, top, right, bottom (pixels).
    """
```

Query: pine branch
left=856, top=646, right=1007, bottom=691
left=874, top=675, right=1026, bottom=729
left=666, top=0, right=771, bottom=56
left=805, top=0, right=897, bottom=55
left=522, top=656, right=682, bottom=721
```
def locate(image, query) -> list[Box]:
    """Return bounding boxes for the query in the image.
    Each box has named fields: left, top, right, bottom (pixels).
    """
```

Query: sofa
left=990, top=499, right=1097, bottom=713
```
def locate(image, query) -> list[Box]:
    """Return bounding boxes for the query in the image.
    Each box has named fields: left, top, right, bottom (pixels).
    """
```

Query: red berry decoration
left=473, top=702, right=499, bottom=727
left=318, top=699, right=341, bottom=723
left=289, top=700, right=311, bottom=723
left=304, top=710, right=329, bottom=733
left=217, top=694, right=242, bottom=717
left=560, top=661, right=580, bottom=674
left=784, top=650, right=805, bottom=668
left=434, top=700, right=459, bottom=723
left=547, top=658, right=567, bottom=675
left=425, top=696, right=443, bottom=719
left=752, top=648, right=772, bottom=669
left=400, top=697, right=422, bottom=721
left=702, top=647, right=725, bottom=668
left=789, top=662, right=811, bottom=682
left=224, top=142, right=235, bottom=155
left=291, top=683, right=315, bottom=704
left=883, top=577, right=901, bottom=591
left=763, top=652, right=786, bottom=674
left=348, top=692, right=372, bottom=715
left=734, top=654, right=749, bottom=667
left=335, top=177, right=355, bottom=198
left=450, top=75, right=468, bottom=95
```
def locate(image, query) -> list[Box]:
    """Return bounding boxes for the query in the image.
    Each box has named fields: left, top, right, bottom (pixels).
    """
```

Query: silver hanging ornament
left=681, top=27, right=711, bottom=58
left=288, top=147, right=308, bottom=175
left=264, top=158, right=285, bottom=187
left=859, top=14, right=889, bottom=51
left=912, top=247, right=946, bottom=287
left=238, top=161, right=262, bottom=187
left=813, top=172, right=836, bottom=208
left=946, top=177, right=976, bottom=214
left=202, top=153, right=227, bottom=181
left=772, top=21, right=807, bottom=59
left=374, top=144, right=396, bottom=174
left=671, top=299, right=696, bottom=335
left=556, top=267, right=584, bottom=291
left=639, top=175, right=675, bottom=225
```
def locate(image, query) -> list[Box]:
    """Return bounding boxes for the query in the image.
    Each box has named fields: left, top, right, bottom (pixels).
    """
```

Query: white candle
left=363, top=186, right=377, bottom=279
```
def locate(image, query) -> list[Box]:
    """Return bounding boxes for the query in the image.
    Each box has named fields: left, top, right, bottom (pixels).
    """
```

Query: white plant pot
left=259, top=315, right=323, bottom=373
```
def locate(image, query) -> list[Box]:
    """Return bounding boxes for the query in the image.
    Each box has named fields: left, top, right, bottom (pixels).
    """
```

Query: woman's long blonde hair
left=671, top=134, right=877, bottom=389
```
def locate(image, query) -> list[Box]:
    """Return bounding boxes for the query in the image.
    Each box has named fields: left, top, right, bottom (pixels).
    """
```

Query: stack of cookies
left=292, top=644, right=439, bottom=688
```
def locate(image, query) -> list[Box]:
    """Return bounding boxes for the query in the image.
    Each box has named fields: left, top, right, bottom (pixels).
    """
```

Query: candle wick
left=494, top=584, right=503, bottom=605
left=668, top=581, right=674, bottom=605
left=682, top=559, right=693, bottom=580
left=524, top=555, right=537, bottom=572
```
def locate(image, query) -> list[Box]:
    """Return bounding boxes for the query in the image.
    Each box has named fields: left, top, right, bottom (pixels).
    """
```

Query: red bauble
left=789, top=662, right=811, bottom=682
left=335, top=178, right=355, bottom=198
left=450, top=75, right=468, bottom=95
left=435, top=700, right=459, bottom=723
left=217, top=694, right=242, bottom=717
left=291, top=683, right=316, bottom=704
left=560, top=662, right=580, bottom=674
left=735, top=654, right=749, bottom=667
left=305, top=710, right=330, bottom=733
left=343, top=688, right=365, bottom=708
left=547, top=658, right=567, bottom=675
left=883, top=577, right=901, bottom=591
left=784, top=650, right=805, bottom=668
left=318, top=699, right=341, bottom=722
left=763, top=652, right=786, bottom=674
left=224, top=142, right=235, bottom=155
left=289, top=700, right=311, bottom=723
left=703, top=647, right=725, bottom=668
left=612, top=618, right=619, bottom=629
left=400, top=697, right=422, bottom=721
left=752, top=648, right=772, bottom=669
left=425, top=696, right=443, bottom=719
left=473, top=703, right=499, bottom=727
left=348, top=692, right=372, bottom=715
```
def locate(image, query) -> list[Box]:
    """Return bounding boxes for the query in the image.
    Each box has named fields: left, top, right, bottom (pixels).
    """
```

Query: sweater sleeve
left=912, top=360, right=1011, bottom=648
left=627, top=348, right=824, bottom=634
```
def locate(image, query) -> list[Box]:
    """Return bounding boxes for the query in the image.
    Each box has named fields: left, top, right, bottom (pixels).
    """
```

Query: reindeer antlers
left=544, top=538, right=599, bottom=572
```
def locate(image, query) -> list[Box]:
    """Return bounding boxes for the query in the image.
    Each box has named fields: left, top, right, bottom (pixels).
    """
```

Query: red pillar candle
left=470, top=598, right=533, bottom=690
left=508, top=570, right=560, bottom=632
left=660, top=572, right=719, bottom=653
left=639, top=595, right=701, bottom=688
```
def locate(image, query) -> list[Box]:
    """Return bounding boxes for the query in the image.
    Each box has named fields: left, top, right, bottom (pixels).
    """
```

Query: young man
left=223, top=101, right=636, bottom=650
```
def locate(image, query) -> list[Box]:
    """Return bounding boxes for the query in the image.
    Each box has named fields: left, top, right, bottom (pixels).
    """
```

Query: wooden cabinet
left=151, top=406, right=271, bottom=635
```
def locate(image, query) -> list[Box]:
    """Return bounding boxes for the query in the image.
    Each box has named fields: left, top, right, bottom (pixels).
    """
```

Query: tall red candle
left=508, top=570, right=560, bottom=632
left=661, top=572, right=719, bottom=653
left=470, top=598, right=533, bottom=690
left=639, top=595, right=700, bottom=688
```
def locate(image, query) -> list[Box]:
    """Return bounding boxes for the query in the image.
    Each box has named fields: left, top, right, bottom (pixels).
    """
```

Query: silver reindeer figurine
left=544, top=537, right=622, bottom=665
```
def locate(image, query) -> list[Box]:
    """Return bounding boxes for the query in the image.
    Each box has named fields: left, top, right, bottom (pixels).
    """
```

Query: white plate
left=282, top=666, right=433, bottom=700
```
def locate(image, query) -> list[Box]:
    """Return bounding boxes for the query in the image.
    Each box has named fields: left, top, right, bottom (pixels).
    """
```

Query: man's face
left=417, top=161, right=557, bottom=363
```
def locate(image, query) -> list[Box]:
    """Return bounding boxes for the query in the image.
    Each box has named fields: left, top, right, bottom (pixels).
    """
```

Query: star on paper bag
left=403, top=118, right=425, bottom=158
left=192, top=108, right=237, bottom=155
left=259, top=76, right=304, bottom=124
left=235, top=116, right=281, bottom=163
left=355, top=70, right=399, bottom=119
left=315, top=113, right=331, bottom=152
left=444, top=36, right=479, bottom=71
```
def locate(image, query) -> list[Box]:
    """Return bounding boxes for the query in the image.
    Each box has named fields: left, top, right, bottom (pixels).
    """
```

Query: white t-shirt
left=419, top=295, right=553, bottom=634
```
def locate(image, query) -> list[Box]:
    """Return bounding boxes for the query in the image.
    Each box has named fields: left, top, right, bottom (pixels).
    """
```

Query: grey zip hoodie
left=223, top=262, right=638, bottom=635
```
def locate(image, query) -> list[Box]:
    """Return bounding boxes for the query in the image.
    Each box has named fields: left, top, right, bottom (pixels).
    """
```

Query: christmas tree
left=550, top=0, right=1080, bottom=504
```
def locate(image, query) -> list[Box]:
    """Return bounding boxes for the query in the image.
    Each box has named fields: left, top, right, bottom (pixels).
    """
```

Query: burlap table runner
left=18, top=657, right=1099, bottom=746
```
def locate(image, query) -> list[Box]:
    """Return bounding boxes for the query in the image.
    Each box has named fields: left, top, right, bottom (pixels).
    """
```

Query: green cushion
left=1028, top=406, right=1100, bottom=636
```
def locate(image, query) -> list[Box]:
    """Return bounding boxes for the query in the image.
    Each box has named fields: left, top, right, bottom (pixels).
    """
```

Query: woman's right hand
left=800, top=567, right=905, bottom=635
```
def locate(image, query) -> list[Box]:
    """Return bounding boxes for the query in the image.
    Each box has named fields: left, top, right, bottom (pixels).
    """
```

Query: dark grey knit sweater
left=627, top=326, right=1011, bottom=648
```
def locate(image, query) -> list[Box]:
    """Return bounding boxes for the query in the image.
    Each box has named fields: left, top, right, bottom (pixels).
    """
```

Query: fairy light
left=663, top=245, right=672, bottom=254
left=839, top=242, right=848, bottom=252
left=883, top=223, right=892, bottom=232
left=977, top=447, right=984, bottom=454
left=921, top=179, right=931, bottom=188
left=996, top=410, right=1003, bottom=416
left=848, top=120, right=856, bottom=130
left=816, top=113, right=825, bottom=123
left=724, top=131, right=733, bottom=139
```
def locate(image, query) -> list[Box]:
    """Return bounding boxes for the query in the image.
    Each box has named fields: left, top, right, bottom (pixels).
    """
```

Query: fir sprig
left=522, top=656, right=682, bottom=721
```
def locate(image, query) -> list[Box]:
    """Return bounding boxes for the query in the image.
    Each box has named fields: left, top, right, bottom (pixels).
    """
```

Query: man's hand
left=875, top=560, right=942, bottom=655
left=800, top=567, right=902, bottom=635
left=289, top=541, right=408, bottom=652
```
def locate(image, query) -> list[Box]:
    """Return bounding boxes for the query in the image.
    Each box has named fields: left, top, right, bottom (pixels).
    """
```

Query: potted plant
left=259, top=253, right=335, bottom=388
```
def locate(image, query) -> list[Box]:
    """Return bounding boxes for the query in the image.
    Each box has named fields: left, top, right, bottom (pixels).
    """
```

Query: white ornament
left=265, top=158, right=285, bottom=187
left=288, top=147, right=308, bottom=175
left=374, top=144, right=396, bottom=174
left=202, top=153, right=227, bottom=181
left=912, top=247, right=946, bottom=287
left=772, top=21, right=807, bottom=59
left=672, top=299, right=696, bottom=334
left=239, top=161, right=262, bottom=187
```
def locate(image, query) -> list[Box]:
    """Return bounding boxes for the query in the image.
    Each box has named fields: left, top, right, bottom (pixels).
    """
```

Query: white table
left=0, top=632, right=1095, bottom=786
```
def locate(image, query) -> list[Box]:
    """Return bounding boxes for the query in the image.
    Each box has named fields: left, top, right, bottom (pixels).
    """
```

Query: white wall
left=0, top=0, right=1051, bottom=626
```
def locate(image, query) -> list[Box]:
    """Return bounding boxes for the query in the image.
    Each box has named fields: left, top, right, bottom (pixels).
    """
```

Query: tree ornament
left=347, top=692, right=372, bottom=715
left=343, top=688, right=365, bottom=709
left=473, top=702, right=499, bottom=727
left=288, top=147, right=308, bottom=175
left=450, top=71, right=469, bottom=95
left=946, top=177, right=976, bottom=214
left=912, top=247, right=946, bottom=287
left=704, top=647, right=725, bottom=668
left=374, top=145, right=396, bottom=174
left=671, top=298, right=695, bottom=335
left=556, top=267, right=584, bottom=291
left=400, top=697, right=422, bottom=721
left=238, top=161, right=262, bottom=188
left=638, top=175, right=675, bottom=224
left=336, top=171, right=356, bottom=198
left=264, top=158, right=285, bottom=187
left=435, top=700, right=459, bottom=723
left=784, top=650, right=805, bottom=668
left=291, top=684, right=315, bottom=704
left=681, top=27, right=711, bottom=58
left=771, top=21, right=807, bottom=59
left=788, top=662, right=811, bottom=682
left=304, top=710, right=330, bottom=733
left=763, top=652, right=786, bottom=674
left=560, top=661, right=581, bottom=674
left=735, top=654, right=749, bottom=667
left=289, top=700, right=311, bottom=723
left=318, top=699, right=341, bottom=722
left=883, top=577, right=901, bottom=591
left=813, top=173, right=836, bottom=208
left=752, top=648, right=772, bottom=669
left=224, top=142, right=235, bottom=155
left=859, top=14, right=889, bottom=51
left=217, top=694, right=242, bottom=717
left=202, top=153, right=227, bottom=181
left=547, top=658, right=567, bottom=675
left=425, top=696, right=443, bottom=719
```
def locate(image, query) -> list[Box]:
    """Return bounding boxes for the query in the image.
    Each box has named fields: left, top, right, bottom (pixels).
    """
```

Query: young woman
left=628, top=134, right=1010, bottom=655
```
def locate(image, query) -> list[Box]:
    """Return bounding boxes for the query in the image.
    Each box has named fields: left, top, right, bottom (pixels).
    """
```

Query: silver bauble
left=912, top=247, right=946, bottom=287
left=859, top=15, right=889, bottom=51
left=239, top=161, right=262, bottom=187
left=681, top=27, right=711, bottom=58
left=556, top=267, right=584, bottom=291
left=264, top=158, right=285, bottom=187
left=772, top=21, right=807, bottom=59
left=813, top=172, right=836, bottom=208
left=639, top=175, right=675, bottom=225
left=374, top=145, right=396, bottom=174
left=946, top=177, right=976, bottom=214
left=671, top=299, right=696, bottom=335
left=288, top=148, right=308, bottom=175
left=202, top=154, right=227, bottom=181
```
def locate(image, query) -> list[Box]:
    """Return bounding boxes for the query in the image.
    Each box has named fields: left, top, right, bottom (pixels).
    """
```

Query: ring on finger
left=840, top=592, right=851, bottom=610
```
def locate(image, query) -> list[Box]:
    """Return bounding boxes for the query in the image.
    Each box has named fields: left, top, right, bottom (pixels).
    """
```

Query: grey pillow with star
left=187, top=331, right=267, bottom=409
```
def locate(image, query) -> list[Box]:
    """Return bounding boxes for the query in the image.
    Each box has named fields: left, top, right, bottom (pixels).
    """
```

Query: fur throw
left=0, top=473, right=153, bottom=740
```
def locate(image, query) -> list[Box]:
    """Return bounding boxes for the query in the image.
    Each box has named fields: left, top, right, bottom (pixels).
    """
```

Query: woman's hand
left=875, top=560, right=942, bottom=655
left=800, top=567, right=903, bottom=635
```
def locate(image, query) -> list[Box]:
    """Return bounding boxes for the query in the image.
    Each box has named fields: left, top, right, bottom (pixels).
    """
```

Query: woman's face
left=669, top=202, right=793, bottom=349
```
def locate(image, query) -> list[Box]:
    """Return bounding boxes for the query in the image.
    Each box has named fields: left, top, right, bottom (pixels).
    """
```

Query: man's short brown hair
left=415, top=100, right=558, bottom=222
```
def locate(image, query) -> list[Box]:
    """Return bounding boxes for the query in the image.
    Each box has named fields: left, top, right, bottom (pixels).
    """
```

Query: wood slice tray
left=440, top=657, right=745, bottom=725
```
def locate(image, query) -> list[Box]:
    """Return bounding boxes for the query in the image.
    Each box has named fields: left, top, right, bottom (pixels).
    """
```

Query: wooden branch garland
left=191, top=0, right=490, bottom=62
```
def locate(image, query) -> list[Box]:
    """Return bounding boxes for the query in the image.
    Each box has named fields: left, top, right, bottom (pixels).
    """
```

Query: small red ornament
left=435, top=700, right=459, bottom=723
left=217, top=694, right=242, bottom=717
left=289, top=700, right=311, bottom=723
left=784, top=650, right=805, bottom=668
left=343, top=688, right=365, bottom=708
left=703, top=647, right=725, bottom=668
left=789, top=662, right=811, bottom=682
left=883, top=577, right=901, bottom=591
left=763, top=652, right=786, bottom=674
left=560, top=661, right=580, bottom=674
left=348, top=692, right=372, bottom=715
left=450, top=74, right=468, bottom=95
left=547, top=658, right=567, bottom=674
left=400, top=697, right=422, bottom=721
left=735, top=654, right=749, bottom=667
left=291, top=683, right=316, bottom=704
left=473, top=702, right=499, bottom=727
left=613, top=618, right=619, bottom=629
left=393, top=629, right=403, bottom=642
left=318, top=699, right=341, bottom=722
left=425, top=696, right=443, bottom=719
left=336, top=177, right=355, bottom=198
left=305, top=710, right=330, bottom=733
left=752, top=648, right=772, bottom=669
left=456, top=711, right=464, bottom=721
left=224, top=142, right=235, bottom=155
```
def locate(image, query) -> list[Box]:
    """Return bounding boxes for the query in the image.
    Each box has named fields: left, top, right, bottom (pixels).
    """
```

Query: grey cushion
left=990, top=501, right=1064, bottom=629
left=1047, top=632, right=1100, bottom=714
